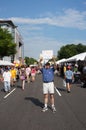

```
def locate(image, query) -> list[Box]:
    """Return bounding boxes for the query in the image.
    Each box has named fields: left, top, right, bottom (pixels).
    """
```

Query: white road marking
left=4, top=88, right=16, bottom=99
left=54, top=86, right=62, bottom=96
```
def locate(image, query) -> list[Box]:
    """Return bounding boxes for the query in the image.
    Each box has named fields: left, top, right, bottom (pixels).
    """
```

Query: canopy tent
left=0, top=60, right=14, bottom=66
left=66, top=52, right=86, bottom=62
left=56, top=58, right=66, bottom=64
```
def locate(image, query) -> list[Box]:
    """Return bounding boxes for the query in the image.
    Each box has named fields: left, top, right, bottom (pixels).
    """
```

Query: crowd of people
left=0, top=65, right=37, bottom=92
left=0, top=57, right=57, bottom=113
left=56, top=62, right=86, bottom=88
left=0, top=58, right=86, bottom=113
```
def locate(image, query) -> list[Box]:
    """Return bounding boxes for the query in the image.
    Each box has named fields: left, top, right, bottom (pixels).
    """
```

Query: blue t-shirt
left=40, top=67, right=54, bottom=82
left=65, top=70, right=73, bottom=79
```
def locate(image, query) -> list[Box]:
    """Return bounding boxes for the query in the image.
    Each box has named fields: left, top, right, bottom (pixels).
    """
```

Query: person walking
left=2, top=67, right=11, bottom=93
left=63, top=64, right=67, bottom=76
left=39, top=58, right=56, bottom=113
left=31, top=66, right=36, bottom=82
left=26, top=65, right=31, bottom=83
left=10, top=66, right=17, bottom=87
left=64, top=65, right=74, bottom=93
left=20, top=65, right=26, bottom=90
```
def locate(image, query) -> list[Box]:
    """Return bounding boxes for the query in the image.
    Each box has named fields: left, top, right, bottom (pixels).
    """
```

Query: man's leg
left=67, top=82, right=70, bottom=92
left=7, top=81, right=11, bottom=92
left=4, top=81, right=8, bottom=92
left=44, top=94, right=48, bottom=107
left=50, top=94, right=54, bottom=106
left=50, top=94, right=56, bottom=112
left=42, top=94, right=48, bottom=112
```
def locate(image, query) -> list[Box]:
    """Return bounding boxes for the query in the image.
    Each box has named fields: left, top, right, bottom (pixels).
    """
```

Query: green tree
left=58, top=43, right=86, bottom=59
left=24, top=57, right=37, bottom=65
left=0, top=27, right=16, bottom=59
left=76, top=43, right=86, bottom=53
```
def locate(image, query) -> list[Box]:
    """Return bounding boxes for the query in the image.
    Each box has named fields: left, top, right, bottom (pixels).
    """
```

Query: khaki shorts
left=11, top=77, right=16, bottom=82
left=43, top=82, right=54, bottom=94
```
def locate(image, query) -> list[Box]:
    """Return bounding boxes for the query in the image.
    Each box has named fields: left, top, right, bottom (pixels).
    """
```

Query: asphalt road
left=0, top=74, right=86, bottom=130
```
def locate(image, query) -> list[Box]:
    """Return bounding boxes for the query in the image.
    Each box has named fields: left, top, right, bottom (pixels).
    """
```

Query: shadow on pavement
left=25, top=97, right=44, bottom=108
left=56, top=87, right=66, bottom=92
left=16, top=85, right=22, bottom=89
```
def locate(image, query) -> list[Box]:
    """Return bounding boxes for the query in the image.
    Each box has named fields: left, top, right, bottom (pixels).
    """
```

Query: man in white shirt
left=3, top=67, right=11, bottom=93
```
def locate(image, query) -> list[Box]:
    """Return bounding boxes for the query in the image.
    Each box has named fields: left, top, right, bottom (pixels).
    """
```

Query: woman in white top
left=3, top=67, right=11, bottom=92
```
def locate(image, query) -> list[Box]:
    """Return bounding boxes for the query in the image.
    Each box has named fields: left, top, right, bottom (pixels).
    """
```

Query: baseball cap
left=67, top=65, right=71, bottom=69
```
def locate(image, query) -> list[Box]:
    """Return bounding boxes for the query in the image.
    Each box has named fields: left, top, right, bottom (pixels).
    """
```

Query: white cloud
left=9, top=9, right=86, bottom=30
left=10, top=9, right=85, bottom=59
left=1, top=8, right=85, bottom=59
left=23, top=35, right=86, bottom=59
left=83, top=2, right=86, bottom=5
left=23, top=36, right=62, bottom=59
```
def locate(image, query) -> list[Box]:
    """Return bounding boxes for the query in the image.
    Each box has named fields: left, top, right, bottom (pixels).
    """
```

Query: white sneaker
left=42, top=107, right=48, bottom=112
left=52, top=106, right=56, bottom=113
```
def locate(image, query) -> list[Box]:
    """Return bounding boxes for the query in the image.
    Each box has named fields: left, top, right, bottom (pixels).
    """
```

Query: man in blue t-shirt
left=39, top=59, right=56, bottom=113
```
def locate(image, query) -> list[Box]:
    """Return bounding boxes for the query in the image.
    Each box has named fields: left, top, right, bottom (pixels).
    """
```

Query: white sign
left=42, top=50, right=53, bottom=59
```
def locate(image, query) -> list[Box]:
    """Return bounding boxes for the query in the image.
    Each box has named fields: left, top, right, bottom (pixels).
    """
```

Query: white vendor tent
left=0, top=60, right=14, bottom=66
left=56, top=58, right=66, bottom=64
left=66, top=52, right=86, bottom=62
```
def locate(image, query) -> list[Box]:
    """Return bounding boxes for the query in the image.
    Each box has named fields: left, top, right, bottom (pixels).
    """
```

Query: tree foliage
left=58, top=43, right=86, bottom=59
left=24, top=57, right=37, bottom=65
left=0, top=27, right=16, bottom=58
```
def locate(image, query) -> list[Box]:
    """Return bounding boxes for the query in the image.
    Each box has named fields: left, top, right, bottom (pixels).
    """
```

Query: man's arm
left=38, top=58, right=43, bottom=69
left=52, top=56, right=57, bottom=69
